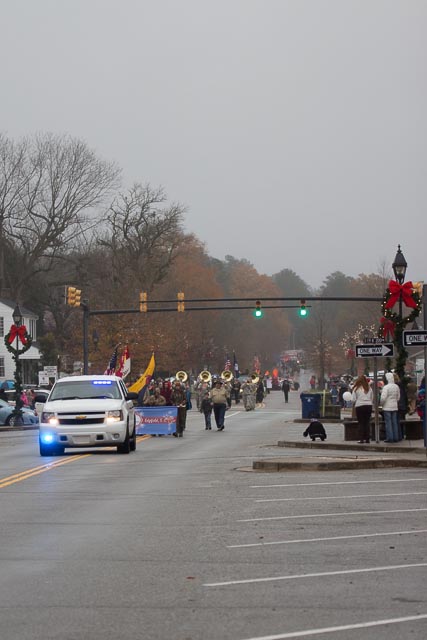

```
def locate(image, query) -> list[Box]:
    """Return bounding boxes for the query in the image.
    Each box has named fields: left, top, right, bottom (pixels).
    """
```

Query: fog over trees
left=0, top=132, right=390, bottom=378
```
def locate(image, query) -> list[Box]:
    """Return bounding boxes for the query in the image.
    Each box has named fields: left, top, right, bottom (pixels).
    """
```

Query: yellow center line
left=0, top=454, right=91, bottom=489
left=0, top=434, right=151, bottom=489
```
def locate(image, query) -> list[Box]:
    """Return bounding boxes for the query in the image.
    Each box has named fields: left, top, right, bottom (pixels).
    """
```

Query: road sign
left=355, top=343, right=394, bottom=358
left=403, top=330, right=427, bottom=347
left=39, top=371, right=50, bottom=385
left=44, top=366, right=57, bottom=376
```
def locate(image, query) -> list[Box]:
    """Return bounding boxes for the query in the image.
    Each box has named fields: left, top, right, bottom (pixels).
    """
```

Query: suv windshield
left=49, top=380, right=122, bottom=401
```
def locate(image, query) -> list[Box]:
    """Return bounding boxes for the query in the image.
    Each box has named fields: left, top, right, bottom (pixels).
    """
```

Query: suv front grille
left=59, top=417, right=105, bottom=425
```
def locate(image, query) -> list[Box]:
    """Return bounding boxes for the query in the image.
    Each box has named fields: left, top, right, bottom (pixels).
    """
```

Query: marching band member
left=242, top=379, right=256, bottom=411
left=231, top=377, right=241, bottom=404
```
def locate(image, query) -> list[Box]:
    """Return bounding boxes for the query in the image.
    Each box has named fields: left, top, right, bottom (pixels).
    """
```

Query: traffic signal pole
left=79, top=295, right=383, bottom=374
left=82, top=300, right=90, bottom=375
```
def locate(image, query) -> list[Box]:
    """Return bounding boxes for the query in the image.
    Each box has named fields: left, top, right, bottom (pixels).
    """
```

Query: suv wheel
left=130, top=420, right=136, bottom=451
left=117, top=427, right=130, bottom=454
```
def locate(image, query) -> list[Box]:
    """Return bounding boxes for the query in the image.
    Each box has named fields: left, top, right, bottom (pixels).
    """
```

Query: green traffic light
left=299, top=307, right=307, bottom=317
left=253, top=300, right=263, bottom=318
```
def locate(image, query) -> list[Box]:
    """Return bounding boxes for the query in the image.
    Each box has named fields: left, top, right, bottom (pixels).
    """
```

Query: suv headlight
left=41, top=412, right=59, bottom=426
left=105, top=410, right=123, bottom=423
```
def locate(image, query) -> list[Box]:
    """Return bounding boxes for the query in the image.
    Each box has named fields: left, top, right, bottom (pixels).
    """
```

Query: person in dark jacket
left=303, top=413, right=327, bottom=441
left=200, top=390, right=213, bottom=430
left=171, top=380, right=187, bottom=437
left=281, top=379, right=290, bottom=403
left=256, top=379, right=264, bottom=404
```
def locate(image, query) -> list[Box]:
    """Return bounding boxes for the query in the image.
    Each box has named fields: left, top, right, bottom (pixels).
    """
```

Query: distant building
left=0, top=300, right=41, bottom=386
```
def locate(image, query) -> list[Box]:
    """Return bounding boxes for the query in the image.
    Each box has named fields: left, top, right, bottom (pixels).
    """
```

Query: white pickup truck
left=38, top=375, right=138, bottom=456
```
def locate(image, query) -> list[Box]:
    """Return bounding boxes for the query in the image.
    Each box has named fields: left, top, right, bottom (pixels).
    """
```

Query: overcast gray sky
left=2, top=0, right=426, bottom=288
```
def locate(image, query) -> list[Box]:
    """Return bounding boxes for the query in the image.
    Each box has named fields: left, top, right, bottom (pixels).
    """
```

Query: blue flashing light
left=93, top=380, right=113, bottom=385
left=41, top=433, right=54, bottom=444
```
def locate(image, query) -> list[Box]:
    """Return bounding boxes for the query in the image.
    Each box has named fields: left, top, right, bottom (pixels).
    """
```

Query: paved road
left=0, top=390, right=426, bottom=639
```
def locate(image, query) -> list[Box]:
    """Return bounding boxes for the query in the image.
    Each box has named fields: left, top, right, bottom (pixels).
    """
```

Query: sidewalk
left=252, top=418, right=427, bottom=471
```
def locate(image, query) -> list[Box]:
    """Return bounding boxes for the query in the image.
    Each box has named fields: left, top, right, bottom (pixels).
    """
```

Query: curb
left=252, top=457, right=427, bottom=471
left=278, top=440, right=426, bottom=455
left=0, top=426, right=39, bottom=433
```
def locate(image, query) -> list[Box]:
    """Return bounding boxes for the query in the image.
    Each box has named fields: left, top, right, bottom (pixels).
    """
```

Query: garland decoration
left=379, top=279, right=421, bottom=337
left=4, top=324, right=33, bottom=356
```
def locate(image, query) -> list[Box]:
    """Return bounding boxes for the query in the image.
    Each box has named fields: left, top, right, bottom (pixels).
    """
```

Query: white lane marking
left=225, top=412, right=240, bottom=418
left=250, top=478, right=427, bottom=488
left=228, top=528, right=427, bottom=548
left=203, top=561, right=427, bottom=587
left=238, top=507, right=427, bottom=522
left=255, top=491, right=427, bottom=502
left=238, top=613, right=427, bottom=639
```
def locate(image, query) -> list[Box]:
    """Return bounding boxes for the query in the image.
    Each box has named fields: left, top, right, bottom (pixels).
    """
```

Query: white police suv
left=38, top=375, right=138, bottom=456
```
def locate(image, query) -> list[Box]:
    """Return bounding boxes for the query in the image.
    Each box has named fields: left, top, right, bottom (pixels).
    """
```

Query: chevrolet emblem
left=76, top=415, right=87, bottom=419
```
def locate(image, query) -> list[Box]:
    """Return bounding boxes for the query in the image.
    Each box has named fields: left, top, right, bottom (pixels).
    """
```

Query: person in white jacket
left=380, top=372, right=401, bottom=442
left=351, top=375, right=373, bottom=443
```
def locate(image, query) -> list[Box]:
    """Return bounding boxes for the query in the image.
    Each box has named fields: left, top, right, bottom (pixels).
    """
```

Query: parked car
left=32, top=389, right=51, bottom=415
left=0, top=399, right=38, bottom=426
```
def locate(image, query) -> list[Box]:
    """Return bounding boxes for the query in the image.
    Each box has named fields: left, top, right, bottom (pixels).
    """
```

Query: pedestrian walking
left=351, top=375, right=373, bottom=444
left=171, top=380, right=187, bottom=437
left=241, top=379, right=256, bottom=411
left=211, top=379, right=228, bottom=430
left=256, top=379, right=264, bottom=405
left=200, top=390, right=213, bottom=430
left=281, top=378, right=290, bottom=403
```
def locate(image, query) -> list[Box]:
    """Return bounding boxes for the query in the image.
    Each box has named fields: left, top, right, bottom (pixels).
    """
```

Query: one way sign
left=403, top=330, right=427, bottom=347
left=355, top=343, right=394, bottom=358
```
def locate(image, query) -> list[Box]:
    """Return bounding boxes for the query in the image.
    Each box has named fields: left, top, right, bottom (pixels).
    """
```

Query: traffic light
left=139, top=291, right=148, bottom=312
left=66, top=286, right=82, bottom=307
left=299, top=299, right=308, bottom=317
left=253, top=300, right=264, bottom=318
left=177, top=292, right=185, bottom=312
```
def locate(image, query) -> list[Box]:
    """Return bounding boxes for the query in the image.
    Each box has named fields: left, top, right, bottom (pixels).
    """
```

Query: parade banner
left=134, top=406, right=177, bottom=435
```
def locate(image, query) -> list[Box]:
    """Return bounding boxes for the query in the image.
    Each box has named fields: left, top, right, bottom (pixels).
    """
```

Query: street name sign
left=355, top=343, right=394, bottom=358
left=403, top=330, right=427, bottom=347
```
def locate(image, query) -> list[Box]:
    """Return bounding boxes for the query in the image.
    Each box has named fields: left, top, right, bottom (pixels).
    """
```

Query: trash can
left=300, top=393, right=322, bottom=419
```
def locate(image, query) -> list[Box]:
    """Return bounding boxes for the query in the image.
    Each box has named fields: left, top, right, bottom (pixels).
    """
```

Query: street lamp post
left=391, top=245, right=408, bottom=382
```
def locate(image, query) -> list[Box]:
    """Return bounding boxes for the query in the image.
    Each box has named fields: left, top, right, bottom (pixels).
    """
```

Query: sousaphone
left=250, top=373, right=260, bottom=384
left=198, top=370, right=212, bottom=384
left=175, top=371, right=188, bottom=383
left=221, top=370, right=234, bottom=383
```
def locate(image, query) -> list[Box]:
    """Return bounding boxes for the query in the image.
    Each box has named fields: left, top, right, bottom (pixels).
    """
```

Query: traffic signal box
left=253, top=300, right=263, bottom=318
left=66, top=286, right=82, bottom=307
left=139, top=291, right=148, bottom=312
left=299, top=299, right=308, bottom=317
left=177, top=292, right=185, bottom=312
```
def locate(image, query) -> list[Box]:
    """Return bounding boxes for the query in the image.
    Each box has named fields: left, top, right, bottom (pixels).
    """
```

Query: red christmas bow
left=380, top=316, right=395, bottom=339
left=385, top=280, right=417, bottom=309
left=8, top=324, right=28, bottom=345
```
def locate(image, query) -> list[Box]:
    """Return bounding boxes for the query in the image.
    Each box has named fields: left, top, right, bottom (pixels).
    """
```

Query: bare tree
left=0, top=132, right=121, bottom=298
left=98, top=183, right=186, bottom=294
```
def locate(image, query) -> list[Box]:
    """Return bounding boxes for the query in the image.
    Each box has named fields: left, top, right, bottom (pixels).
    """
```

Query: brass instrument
left=221, top=370, right=234, bottom=383
left=250, top=373, right=260, bottom=384
left=198, top=370, right=212, bottom=384
left=175, top=371, right=188, bottom=383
